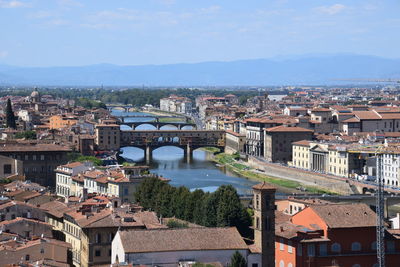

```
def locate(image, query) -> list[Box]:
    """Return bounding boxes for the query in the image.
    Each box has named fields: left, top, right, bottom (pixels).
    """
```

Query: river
left=112, top=109, right=258, bottom=195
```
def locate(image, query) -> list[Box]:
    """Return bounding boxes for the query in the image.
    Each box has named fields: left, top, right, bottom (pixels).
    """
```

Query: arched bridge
left=106, top=104, right=135, bottom=112
left=120, top=130, right=225, bottom=162
left=121, top=121, right=196, bottom=130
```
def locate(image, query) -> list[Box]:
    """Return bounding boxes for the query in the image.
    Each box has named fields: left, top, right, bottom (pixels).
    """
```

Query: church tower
left=253, top=182, right=276, bottom=267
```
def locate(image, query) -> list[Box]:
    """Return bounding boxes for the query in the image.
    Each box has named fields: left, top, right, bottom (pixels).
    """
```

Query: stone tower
left=253, top=182, right=276, bottom=267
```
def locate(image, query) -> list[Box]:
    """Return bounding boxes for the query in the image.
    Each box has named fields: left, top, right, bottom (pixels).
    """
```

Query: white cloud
left=314, top=4, right=346, bottom=15
left=157, top=0, right=176, bottom=5
left=0, top=51, right=9, bottom=58
left=29, top=10, right=56, bottom=19
left=48, top=19, right=69, bottom=26
left=58, top=0, right=83, bottom=8
left=200, top=5, right=221, bottom=14
left=0, top=0, right=28, bottom=8
left=81, top=23, right=114, bottom=30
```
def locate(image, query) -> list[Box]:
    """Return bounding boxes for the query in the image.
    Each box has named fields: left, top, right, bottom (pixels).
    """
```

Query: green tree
left=15, top=130, right=37, bottom=140
left=5, top=98, right=16, bottom=129
left=230, top=251, right=247, bottom=267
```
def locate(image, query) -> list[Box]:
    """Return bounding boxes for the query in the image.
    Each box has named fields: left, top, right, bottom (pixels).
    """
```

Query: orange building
left=49, top=114, right=78, bottom=129
left=275, top=203, right=400, bottom=267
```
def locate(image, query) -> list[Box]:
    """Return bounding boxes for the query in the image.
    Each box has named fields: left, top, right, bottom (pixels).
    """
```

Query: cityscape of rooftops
left=0, top=1, right=400, bottom=267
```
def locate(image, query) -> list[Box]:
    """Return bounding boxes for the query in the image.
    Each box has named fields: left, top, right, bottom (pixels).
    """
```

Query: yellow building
left=49, top=115, right=78, bottom=129
left=292, top=140, right=357, bottom=178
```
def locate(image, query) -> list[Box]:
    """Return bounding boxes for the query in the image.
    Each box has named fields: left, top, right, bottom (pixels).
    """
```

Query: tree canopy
left=5, top=98, right=16, bottom=129
left=135, top=177, right=252, bottom=237
left=230, top=251, right=247, bottom=267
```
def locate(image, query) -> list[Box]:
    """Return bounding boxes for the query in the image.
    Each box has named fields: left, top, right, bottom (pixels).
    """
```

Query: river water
left=112, top=109, right=258, bottom=195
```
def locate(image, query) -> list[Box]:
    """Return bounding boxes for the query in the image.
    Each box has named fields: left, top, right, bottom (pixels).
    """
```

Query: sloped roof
left=119, top=227, right=248, bottom=253
left=265, top=125, right=313, bottom=133
left=353, top=110, right=381, bottom=120
left=310, top=203, right=376, bottom=228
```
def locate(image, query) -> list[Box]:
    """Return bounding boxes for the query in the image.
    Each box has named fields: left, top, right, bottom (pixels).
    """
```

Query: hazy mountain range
left=0, top=54, right=399, bottom=86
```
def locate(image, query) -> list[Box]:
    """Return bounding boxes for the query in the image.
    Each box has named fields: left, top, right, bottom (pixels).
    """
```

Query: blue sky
left=0, top=0, right=399, bottom=67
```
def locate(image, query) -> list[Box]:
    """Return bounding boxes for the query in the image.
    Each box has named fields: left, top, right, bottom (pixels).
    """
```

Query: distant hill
left=0, top=54, right=399, bottom=86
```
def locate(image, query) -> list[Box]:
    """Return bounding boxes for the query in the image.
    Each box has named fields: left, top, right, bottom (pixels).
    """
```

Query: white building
left=160, top=95, right=193, bottom=114
left=381, top=152, right=400, bottom=187
left=55, top=161, right=93, bottom=198
left=112, top=227, right=260, bottom=267
left=56, top=163, right=152, bottom=203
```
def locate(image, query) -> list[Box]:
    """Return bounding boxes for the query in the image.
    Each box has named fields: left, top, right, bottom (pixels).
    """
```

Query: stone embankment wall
left=248, top=157, right=354, bottom=195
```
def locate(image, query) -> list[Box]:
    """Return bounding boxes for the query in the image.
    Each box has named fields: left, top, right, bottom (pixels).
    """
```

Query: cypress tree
left=230, top=251, right=247, bottom=267
left=5, top=98, right=16, bottom=129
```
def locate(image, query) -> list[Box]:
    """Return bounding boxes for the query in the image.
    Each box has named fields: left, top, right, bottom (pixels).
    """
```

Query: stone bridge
left=106, top=104, right=135, bottom=112
left=348, top=180, right=400, bottom=195
left=120, top=130, right=225, bottom=163
left=121, top=121, right=196, bottom=130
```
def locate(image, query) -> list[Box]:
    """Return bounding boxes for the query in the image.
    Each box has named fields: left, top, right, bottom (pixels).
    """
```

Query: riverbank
left=209, top=152, right=338, bottom=195
left=143, top=108, right=194, bottom=123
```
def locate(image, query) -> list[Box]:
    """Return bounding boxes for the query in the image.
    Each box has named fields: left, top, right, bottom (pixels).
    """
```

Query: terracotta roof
left=265, top=125, right=313, bottom=133
left=118, top=227, right=248, bottom=253
left=380, top=113, right=400, bottom=120
left=0, top=143, right=71, bottom=152
left=252, top=182, right=276, bottom=191
left=40, top=201, right=72, bottom=218
left=225, top=130, right=245, bottom=137
left=312, top=108, right=331, bottom=112
left=342, top=117, right=360, bottom=123
left=353, top=110, right=381, bottom=120
left=61, top=162, right=84, bottom=168
left=292, top=140, right=311, bottom=146
left=310, top=203, right=377, bottom=228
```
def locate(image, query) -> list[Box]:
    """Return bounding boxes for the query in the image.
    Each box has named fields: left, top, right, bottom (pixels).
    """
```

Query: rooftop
left=118, top=227, right=248, bottom=253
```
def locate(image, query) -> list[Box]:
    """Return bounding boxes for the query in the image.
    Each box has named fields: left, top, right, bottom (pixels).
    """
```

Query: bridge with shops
left=121, top=121, right=196, bottom=130
left=120, top=130, right=225, bottom=163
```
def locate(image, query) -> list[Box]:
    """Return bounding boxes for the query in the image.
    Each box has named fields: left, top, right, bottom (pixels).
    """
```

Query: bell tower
left=253, top=182, right=276, bottom=267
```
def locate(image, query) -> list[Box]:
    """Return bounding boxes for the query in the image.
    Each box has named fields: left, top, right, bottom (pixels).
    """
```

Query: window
left=288, top=240, right=293, bottom=253
left=319, top=243, right=327, bottom=256
left=297, top=244, right=302, bottom=256
left=288, top=264, right=293, bottom=267
left=279, top=260, right=284, bottom=267
left=352, top=265, right=361, bottom=267
left=387, top=241, right=395, bottom=252
left=371, top=241, right=377, bottom=251
left=252, top=264, right=258, bottom=267
left=95, top=250, right=101, bottom=257
left=96, top=233, right=102, bottom=244
left=3, top=164, right=12, bottom=174
left=25, top=255, right=30, bottom=261
left=256, top=217, right=260, bottom=229
left=331, top=243, right=341, bottom=253
left=351, top=242, right=361, bottom=251
left=40, top=248, right=44, bottom=254
left=280, top=238, right=284, bottom=251
left=307, top=244, right=315, bottom=256
left=256, top=195, right=259, bottom=209
left=109, top=233, right=114, bottom=242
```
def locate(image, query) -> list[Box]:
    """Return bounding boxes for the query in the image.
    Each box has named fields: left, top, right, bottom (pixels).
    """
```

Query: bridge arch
left=134, top=123, right=158, bottom=130
left=159, top=124, right=180, bottom=130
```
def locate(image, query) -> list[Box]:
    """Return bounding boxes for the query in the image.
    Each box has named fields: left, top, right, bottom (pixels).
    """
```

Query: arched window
left=331, top=243, right=341, bottom=253
left=371, top=241, right=377, bottom=251
left=288, top=264, right=293, bottom=267
left=351, top=242, right=361, bottom=251
left=279, top=260, right=284, bottom=267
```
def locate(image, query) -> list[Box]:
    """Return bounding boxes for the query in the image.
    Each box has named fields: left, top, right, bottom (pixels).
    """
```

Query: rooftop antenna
left=375, top=145, right=385, bottom=267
